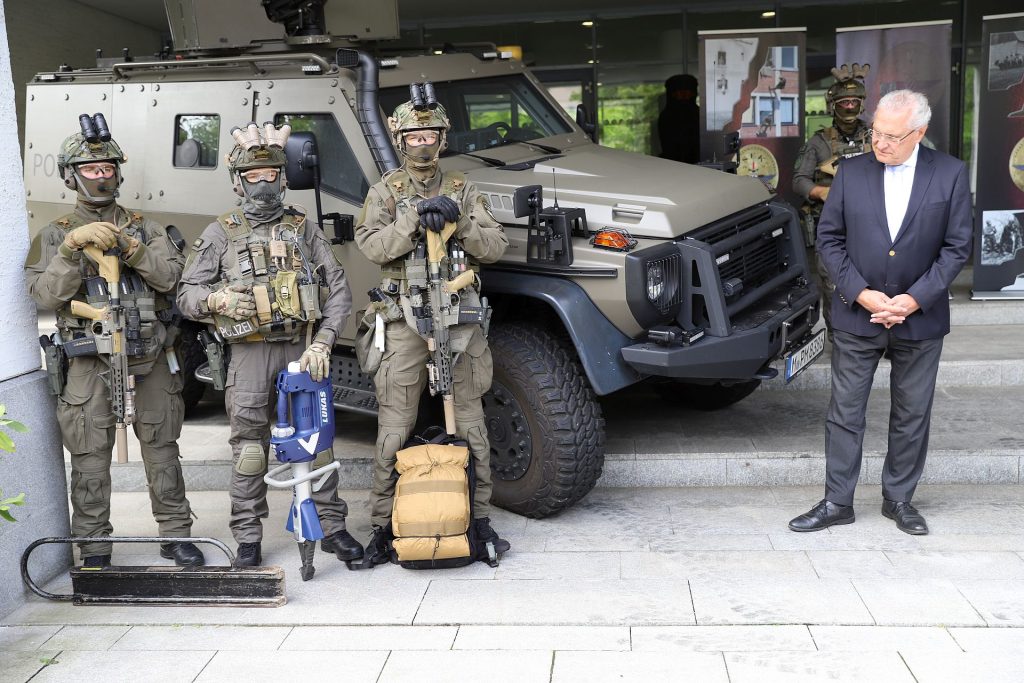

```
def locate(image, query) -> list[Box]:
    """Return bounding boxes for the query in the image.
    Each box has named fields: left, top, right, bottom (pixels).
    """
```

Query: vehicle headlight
left=647, top=263, right=665, bottom=302
left=645, top=257, right=680, bottom=314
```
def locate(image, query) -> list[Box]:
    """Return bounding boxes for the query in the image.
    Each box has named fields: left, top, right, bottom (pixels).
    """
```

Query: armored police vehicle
left=23, top=0, right=822, bottom=518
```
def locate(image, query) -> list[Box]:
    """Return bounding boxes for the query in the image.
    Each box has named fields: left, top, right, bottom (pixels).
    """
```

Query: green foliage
left=597, top=82, right=663, bottom=154
left=0, top=404, right=27, bottom=523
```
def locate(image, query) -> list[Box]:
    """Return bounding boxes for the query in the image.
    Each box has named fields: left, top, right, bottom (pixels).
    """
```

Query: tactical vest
left=54, top=211, right=172, bottom=364
left=211, top=209, right=323, bottom=344
left=378, top=170, right=480, bottom=292
left=811, top=125, right=872, bottom=188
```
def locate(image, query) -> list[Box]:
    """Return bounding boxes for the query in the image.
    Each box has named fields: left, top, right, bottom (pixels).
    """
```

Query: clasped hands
left=856, top=289, right=919, bottom=329
left=64, top=221, right=140, bottom=258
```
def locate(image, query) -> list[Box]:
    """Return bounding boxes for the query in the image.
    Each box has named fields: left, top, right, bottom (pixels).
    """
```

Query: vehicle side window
left=275, top=113, right=369, bottom=205
left=174, top=114, right=219, bottom=168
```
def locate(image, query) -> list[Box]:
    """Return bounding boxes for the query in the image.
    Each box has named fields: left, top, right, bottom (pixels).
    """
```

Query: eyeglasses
left=241, top=168, right=279, bottom=183
left=868, top=128, right=918, bottom=146
left=77, top=163, right=117, bottom=179
left=403, top=131, right=439, bottom=145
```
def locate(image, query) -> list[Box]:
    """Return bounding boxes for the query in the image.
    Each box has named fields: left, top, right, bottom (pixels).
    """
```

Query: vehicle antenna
left=551, top=168, right=559, bottom=209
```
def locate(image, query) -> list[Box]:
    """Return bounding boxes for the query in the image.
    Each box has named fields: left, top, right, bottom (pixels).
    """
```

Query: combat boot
left=82, top=555, right=111, bottom=568
left=346, top=525, right=392, bottom=570
left=234, top=542, right=262, bottom=567
left=474, top=517, right=511, bottom=556
left=321, top=530, right=364, bottom=562
left=160, top=542, right=206, bottom=567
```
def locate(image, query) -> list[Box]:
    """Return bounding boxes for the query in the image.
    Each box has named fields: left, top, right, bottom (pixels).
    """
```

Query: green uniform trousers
left=225, top=340, right=349, bottom=544
left=56, top=352, right=192, bottom=558
left=369, top=321, right=494, bottom=528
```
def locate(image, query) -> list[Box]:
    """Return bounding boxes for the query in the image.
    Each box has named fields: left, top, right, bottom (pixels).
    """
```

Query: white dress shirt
left=883, top=143, right=920, bottom=242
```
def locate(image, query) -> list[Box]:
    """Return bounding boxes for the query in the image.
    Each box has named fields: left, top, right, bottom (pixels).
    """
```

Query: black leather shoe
left=234, top=542, right=262, bottom=567
left=347, top=525, right=392, bottom=570
left=788, top=499, right=855, bottom=532
left=160, top=542, right=205, bottom=567
left=81, top=554, right=111, bottom=568
left=882, top=500, right=928, bottom=535
left=321, top=530, right=364, bottom=562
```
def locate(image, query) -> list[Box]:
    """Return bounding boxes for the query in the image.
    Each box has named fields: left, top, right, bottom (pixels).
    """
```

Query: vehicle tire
left=654, top=378, right=761, bottom=411
left=484, top=323, right=605, bottom=518
left=180, top=324, right=207, bottom=416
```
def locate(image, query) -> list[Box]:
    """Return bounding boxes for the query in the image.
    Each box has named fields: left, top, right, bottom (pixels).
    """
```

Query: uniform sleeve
left=176, top=222, right=227, bottom=320
left=306, top=221, right=352, bottom=348
left=123, top=218, right=184, bottom=293
left=25, top=224, right=83, bottom=310
left=792, top=133, right=828, bottom=202
left=355, top=183, right=421, bottom=265
left=455, top=182, right=508, bottom=264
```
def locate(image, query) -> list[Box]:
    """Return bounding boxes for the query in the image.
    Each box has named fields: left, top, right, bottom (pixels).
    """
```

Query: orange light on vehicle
left=591, top=229, right=636, bottom=251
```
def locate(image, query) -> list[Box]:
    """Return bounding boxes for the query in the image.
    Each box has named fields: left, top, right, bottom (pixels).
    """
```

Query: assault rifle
left=410, top=227, right=481, bottom=434
left=70, top=244, right=135, bottom=464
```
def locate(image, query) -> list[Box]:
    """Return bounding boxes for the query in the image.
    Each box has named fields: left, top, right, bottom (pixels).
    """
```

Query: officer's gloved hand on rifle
left=206, top=283, right=256, bottom=321
left=63, top=221, right=120, bottom=251
left=416, top=196, right=460, bottom=233
left=299, top=333, right=332, bottom=381
left=117, top=233, right=142, bottom=259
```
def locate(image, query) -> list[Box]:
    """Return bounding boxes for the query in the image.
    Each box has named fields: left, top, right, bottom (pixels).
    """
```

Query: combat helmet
left=826, top=63, right=870, bottom=128
left=57, top=113, right=127, bottom=202
left=225, top=121, right=290, bottom=180
left=388, top=82, right=451, bottom=165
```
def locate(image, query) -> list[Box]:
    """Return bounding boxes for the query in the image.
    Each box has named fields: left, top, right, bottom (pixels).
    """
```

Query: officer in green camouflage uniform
left=176, top=122, right=363, bottom=567
left=793, top=64, right=873, bottom=339
left=26, top=117, right=203, bottom=568
left=352, top=90, right=510, bottom=568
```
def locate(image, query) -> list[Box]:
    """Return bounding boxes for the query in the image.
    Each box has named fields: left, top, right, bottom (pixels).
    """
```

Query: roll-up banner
left=973, top=12, right=1024, bottom=299
left=837, top=20, right=952, bottom=154
left=698, top=28, right=806, bottom=209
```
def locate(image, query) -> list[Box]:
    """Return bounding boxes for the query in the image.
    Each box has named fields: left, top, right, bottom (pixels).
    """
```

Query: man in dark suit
left=788, top=90, right=972, bottom=535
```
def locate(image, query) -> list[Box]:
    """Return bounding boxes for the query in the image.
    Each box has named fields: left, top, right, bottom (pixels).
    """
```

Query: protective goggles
left=77, top=163, right=117, bottom=179
left=241, top=168, right=280, bottom=183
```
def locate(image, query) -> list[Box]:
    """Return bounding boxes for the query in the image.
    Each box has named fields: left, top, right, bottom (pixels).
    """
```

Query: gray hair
left=875, top=90, right=932, bottom=129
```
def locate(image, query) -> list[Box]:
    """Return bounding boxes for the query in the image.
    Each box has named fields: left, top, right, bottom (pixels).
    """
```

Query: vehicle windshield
left=380, top=75, right=573, bottom=156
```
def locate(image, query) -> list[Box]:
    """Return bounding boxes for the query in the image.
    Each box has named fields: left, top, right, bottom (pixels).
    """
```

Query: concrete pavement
left=4, top=484, right=1024, bottom=681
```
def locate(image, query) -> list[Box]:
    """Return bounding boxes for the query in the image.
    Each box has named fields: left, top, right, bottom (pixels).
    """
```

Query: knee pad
left=235, top=443, right=267, bottom=476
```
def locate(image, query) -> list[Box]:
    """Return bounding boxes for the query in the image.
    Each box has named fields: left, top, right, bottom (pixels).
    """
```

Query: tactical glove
left=207, top=284, right=256, bottom=321
left=417, top=196, right=460, bottom=222
left=418, top=210, right=446, bottom=233
left=64, top=221, right=120, bottom=251
left=119, top=234, right=141, bottom=259
left=299, top=341, right=332, bottom=382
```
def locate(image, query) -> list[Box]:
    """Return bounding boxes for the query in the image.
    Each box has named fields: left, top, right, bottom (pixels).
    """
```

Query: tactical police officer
left=176, top=122, right=363, bottom=567
left=26, top=115, right=203, bottom=568
left=352, top=86, right=510, bottom=568
left=793, top=64, right=873, bottom=338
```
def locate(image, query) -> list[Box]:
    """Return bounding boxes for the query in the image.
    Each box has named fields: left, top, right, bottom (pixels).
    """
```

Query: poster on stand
left=698, top=28, right=806, bottom=209
left=973, top=12, right=1024, bottom=298
left=836, top=20, right=952, bottom=153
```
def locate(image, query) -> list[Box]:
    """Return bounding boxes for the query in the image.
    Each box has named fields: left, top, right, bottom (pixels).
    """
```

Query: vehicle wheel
left=484, top=323, right=605, bottom=518
left=654, top=378, right=761, bottom=411
left=180, top=325, right=207, bottom=416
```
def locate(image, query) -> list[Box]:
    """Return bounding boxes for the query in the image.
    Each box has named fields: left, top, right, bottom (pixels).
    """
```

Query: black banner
left=974, top=13, right=1024, bottom=297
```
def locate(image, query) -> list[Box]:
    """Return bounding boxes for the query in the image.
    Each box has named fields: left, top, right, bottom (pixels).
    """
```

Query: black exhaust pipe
left=337, top=49, right=400, bottom=174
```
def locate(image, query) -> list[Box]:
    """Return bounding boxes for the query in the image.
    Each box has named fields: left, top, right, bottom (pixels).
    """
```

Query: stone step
left=89, top=384, right=1024, bottom=493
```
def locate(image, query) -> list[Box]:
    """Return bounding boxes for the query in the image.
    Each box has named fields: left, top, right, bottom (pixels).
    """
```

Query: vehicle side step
left=330, top=352, right=379, bottom=415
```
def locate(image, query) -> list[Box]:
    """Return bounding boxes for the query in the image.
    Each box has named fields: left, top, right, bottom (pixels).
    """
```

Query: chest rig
left=213, top=209, right=323, bottom=344
left=55, top=211, right=170, bottom=361
left=378, top=170, right=480, bottom=295
left=812, top=126, right=873, bottom=188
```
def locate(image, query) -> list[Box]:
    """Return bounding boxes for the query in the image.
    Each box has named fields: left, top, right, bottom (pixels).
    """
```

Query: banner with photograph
left=837, top=20, right=952, bottom=153
left=699, top=28, right=806, bottom=209
left=973, top=12, right=1024, bottom=298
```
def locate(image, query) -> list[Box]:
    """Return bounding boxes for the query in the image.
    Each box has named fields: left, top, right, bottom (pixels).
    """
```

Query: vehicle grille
left=686, top=206, right=784, bottom=296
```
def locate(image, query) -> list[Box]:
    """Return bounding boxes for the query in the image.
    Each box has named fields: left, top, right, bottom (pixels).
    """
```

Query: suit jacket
left=816, top=146, right=972, bottom=340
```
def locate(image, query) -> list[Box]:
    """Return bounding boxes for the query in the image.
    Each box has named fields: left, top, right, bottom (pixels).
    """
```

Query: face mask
left=403, top=140, right=441, bottom=171
left=76, top=173, right=119, bottom=205
left=242, top=177, right=283, bottom=209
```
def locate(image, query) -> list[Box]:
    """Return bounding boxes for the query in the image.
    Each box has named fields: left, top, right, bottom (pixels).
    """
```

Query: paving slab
left=630, top=625, right=815, bottom=652
left=808, top=625, right=961, bottom=652
left=0, top=651, right=57, bottom=683
left=949, top=625, right=1024, bottom=651
left=380, top=650, right=552, bottom=683
left=111, top=625, right=292, bottom=651
left=0, top=624, right=60, bottom=650
left=414, top=578, right=696, bottom=626
left=195, top=650, right=387, bottom=683
left=453, top=625, right=630, bottom=651
left=552, top=651, right=729, bottom=682
left=852, top=578, right=985, bottom=626
left=29, top=650, right=215, bottom=683
left=901, top=651, right=1024, bottom=682
left=954, top=580, right=1024, bottom=626
left=40, top=624, right=131, bottom=650
left=620, top=550, right=816, bottom=580
left=690, top=577, right=874, bottom=625
left=280, top=625, right=456, bottom=651
left=491, top=551, right=621, bottom=579
left=724, top=651, right=915, bottom=682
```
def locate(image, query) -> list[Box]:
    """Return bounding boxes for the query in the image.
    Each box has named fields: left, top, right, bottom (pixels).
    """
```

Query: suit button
left=889, top=250, right=896, bottom=256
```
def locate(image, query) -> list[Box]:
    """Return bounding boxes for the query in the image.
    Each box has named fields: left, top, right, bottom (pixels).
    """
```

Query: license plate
left=784, top=329, right=825, bottom=383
